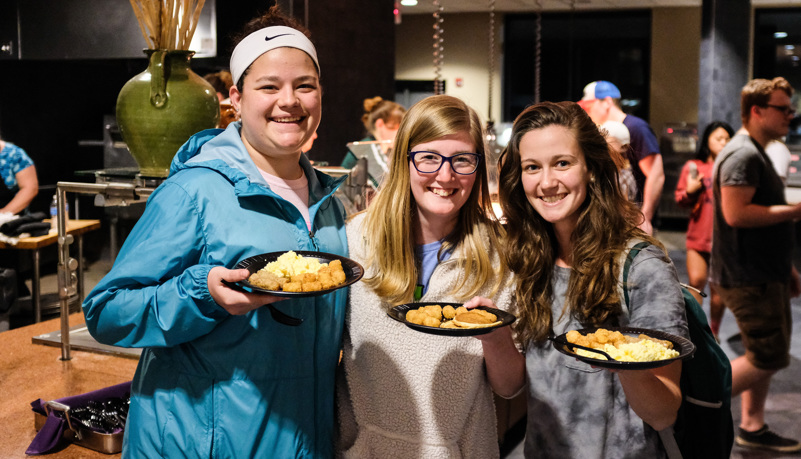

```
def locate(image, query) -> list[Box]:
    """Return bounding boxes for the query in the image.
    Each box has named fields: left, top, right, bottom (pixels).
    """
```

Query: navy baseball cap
left=580, top=80, right=621, bottom=101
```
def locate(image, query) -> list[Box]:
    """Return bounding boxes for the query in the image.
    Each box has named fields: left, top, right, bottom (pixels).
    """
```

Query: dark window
left=503, top=10, right=652, bottom=122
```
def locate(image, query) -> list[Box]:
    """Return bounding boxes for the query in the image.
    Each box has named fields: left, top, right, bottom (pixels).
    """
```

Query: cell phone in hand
left=689, top=162, right=698, bottom=179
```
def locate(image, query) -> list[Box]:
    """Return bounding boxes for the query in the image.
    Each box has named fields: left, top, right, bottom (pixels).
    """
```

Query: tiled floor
left=503, top=229, right=801, bottom=458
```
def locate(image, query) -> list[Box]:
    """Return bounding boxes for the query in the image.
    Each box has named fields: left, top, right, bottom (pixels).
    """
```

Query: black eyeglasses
left=408, top=151, right=482, bottom=175
left=762, top=104, right=797, bottom=116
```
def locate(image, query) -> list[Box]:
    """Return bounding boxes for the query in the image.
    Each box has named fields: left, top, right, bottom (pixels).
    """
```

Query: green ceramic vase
left=116, top=49, right=220, bottom=177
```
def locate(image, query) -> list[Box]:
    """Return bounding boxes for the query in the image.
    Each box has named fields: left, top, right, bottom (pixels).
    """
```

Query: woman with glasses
left=337, top=95, right=521, bottom=458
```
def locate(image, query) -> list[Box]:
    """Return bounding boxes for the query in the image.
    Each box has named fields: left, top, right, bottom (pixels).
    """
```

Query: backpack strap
left=621, top=241, right=650, bottom=308
left=621, top=240, right=685, bottom=459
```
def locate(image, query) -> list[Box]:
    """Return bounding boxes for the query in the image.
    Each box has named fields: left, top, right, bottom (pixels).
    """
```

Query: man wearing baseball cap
left=579, top=80, right=664, bottom=235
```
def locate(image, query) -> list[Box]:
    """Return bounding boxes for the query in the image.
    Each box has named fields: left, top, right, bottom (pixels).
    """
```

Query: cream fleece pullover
left=337, top=213, right=515, bottom=458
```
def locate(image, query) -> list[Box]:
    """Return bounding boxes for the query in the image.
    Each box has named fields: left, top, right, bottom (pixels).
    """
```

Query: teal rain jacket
left=82, top=122, right=348, bottom=458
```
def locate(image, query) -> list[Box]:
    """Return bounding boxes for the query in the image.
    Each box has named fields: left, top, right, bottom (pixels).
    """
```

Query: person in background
left=579, top=80, right=664, bottom=235
left=600, top=120, right=638, bottom=202
left=203, top=70, right=237, bottom=128
left=0, top=136, right=38, bottom=215
left=765, top=139, right=792, bottom=183
left=674, top=121, right=734, bottom=339
left=203, top=70, right=234, bottom=102
left=341, top=96, right=406, bottom=187
left=495, top=101, right=687, bottom=457
left=337, top=95, right=521, bottom=458
left=83, top=6, right=349, bottom=457
left=711, top=77, right=801, bottom=453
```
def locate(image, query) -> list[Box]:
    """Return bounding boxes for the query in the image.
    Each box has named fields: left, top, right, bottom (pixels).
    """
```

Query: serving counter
left=0, top=313, right=138, bottom=457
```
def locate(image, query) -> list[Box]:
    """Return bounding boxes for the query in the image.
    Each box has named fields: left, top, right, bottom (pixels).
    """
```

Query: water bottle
left=689, top=162, right=698, bottom=179
left=49, top=194, right=69, bottom=231
left=49, top=195, right=57, bottom=231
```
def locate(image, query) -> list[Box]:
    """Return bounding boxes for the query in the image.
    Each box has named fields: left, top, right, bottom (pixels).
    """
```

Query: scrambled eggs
left=263, top=251, right=327, bottom=277
left=575, top=338, right=679, bottom=362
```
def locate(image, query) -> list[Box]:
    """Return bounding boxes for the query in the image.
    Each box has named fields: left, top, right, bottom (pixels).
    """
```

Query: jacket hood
left=169, top=121, right=346, bottom=203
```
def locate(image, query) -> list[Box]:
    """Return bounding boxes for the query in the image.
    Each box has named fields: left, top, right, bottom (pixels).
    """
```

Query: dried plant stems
left=128, top=0, right=206, bottom=50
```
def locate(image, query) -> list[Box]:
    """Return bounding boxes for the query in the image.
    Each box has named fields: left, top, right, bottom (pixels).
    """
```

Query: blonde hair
left=357, top=95, right=505, bottom=305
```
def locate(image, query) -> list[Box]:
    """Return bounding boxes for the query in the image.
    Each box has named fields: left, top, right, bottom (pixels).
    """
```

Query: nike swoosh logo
left=265, top=33, right=292, bottom=41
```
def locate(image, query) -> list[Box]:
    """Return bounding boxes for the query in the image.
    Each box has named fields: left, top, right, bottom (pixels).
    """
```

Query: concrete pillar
left=698, top=0, right=751, bottom=131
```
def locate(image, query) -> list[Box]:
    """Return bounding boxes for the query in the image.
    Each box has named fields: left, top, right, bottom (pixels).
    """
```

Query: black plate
left=232, top=251, right=364, bottom=297
left=387, top=302, right=517, bottom=337
left=551, top=326, right=696, bottom=370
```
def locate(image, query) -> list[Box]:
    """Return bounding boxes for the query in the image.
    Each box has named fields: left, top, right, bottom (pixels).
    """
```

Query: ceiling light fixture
left=775, top=31, right=788, bottom=39
left=400, top=0, right=418, bottom=5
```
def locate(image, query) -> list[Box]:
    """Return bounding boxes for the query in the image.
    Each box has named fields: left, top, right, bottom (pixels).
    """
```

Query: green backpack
left=623, top=241, right=734, bottom=459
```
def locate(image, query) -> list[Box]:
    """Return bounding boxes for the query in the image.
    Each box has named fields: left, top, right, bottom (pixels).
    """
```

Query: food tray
left=30, top=381, right=131, bottom=454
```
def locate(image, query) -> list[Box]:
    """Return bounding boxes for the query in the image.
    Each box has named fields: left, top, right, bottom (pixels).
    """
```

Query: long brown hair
left=359, top=95, right=505, bottom=305
left=498, top=101, right=662, bottom=345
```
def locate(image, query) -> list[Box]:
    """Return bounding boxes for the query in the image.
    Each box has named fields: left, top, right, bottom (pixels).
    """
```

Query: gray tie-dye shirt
left=524, top=244, right=689, bottom=459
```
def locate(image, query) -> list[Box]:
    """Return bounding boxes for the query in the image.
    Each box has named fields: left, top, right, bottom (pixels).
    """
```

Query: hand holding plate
left=209, top=266, right=283, bottom=315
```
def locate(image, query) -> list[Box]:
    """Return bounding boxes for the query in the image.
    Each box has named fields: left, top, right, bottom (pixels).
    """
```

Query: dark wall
left=0, top=0, right=395, bottom=216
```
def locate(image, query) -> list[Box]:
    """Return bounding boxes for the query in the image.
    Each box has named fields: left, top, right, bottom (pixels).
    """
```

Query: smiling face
left=409, top=131, right=478, bottom=240
left=229, top=47, right=321, bottom=177
left=519, top=125, right=590, bottom=237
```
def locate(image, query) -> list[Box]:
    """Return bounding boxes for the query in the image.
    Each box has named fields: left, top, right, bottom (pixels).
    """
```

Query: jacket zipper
left=309, top=230, right=319, bottom=251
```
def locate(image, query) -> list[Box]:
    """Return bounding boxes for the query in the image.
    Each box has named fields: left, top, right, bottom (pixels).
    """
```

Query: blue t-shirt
left=0, top=142, right=34, bottom=191
left=622, top=115, right=660, bottom=204
left=415, top=240, right=452, bottom=298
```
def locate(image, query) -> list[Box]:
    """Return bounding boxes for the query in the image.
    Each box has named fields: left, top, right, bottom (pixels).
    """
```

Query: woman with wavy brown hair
left=496, top=101, right=689, bottom=457
left=338, top=94, right=520, bottom=458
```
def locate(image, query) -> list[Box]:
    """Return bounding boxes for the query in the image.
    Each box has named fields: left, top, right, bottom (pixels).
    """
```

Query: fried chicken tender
left=442, top=305, right=457, bottom=319
left=248, top=271, right=287, bottom=290
left=421, top=305, right=442, bottom=318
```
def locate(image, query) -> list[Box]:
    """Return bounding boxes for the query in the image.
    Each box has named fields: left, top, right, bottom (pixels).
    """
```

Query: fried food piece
left=442, top=305, right=457, bottom=319
left=639, top=334, right=674, bottom=350
left=451, top=310, right=501, bottom=329
left=248, top=271, right=282, bottom=290
left=328, top=260, right=347, bottom=284
left=422, top=316, right=441, bottom=327
left=301, top=281, right=323, bottom=292
left=421, top=305, right=443, bottom=319
left=440, top=321, right=459, bottom=328
left=249, top=270, right=289, bottom=290
left=455, top=306, right=468, bottom=315
left=282, top=281, right=303, bottom=292
left=405, top=309, right=422, bottom=324
left=317, top=271, right=337, bottom=289
left=291, top=273, right=318, bottom=283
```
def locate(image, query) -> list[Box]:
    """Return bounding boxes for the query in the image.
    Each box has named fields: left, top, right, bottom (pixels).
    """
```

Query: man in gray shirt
left=711, top=77, right=801, bottom=453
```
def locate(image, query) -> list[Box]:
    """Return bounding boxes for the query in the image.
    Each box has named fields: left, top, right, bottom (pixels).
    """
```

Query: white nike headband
left=230, top=25, right=320, bottom=85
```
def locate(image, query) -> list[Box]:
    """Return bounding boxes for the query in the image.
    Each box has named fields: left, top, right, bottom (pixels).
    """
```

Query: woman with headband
left=83, top=6, right=347, bottom=458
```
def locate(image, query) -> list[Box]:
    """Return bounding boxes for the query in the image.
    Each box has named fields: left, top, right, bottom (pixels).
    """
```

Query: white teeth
left=273, top=116, right=302, bottom=123
left=431, top=188, right=455, bottom=197
left=541, top=194, right=566, bottom=203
